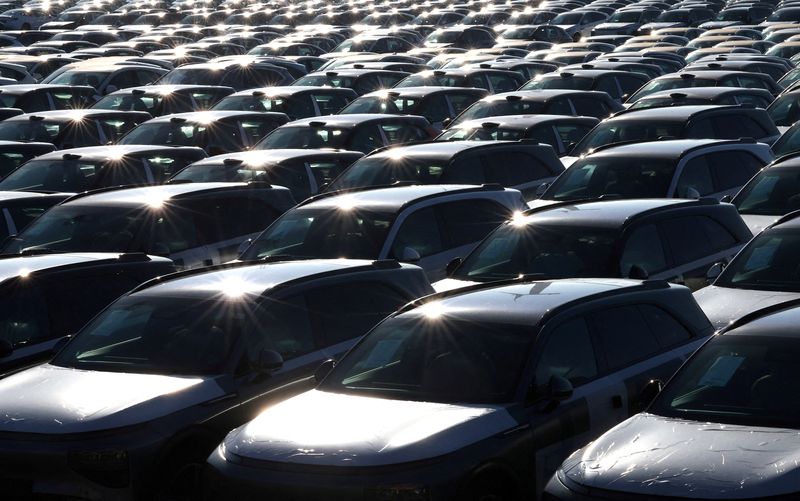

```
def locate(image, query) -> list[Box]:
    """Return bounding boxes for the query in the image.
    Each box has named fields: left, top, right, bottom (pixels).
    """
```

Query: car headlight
left=67, top=449, right=129, bottom=488
left=365, top=484, right=430, bottom=500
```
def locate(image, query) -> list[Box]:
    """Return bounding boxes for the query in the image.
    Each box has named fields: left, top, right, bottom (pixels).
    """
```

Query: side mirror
left=548, top=374, right=573, bottom=401
left=314, top=358, right=335, bottom=383
left=706, top=261, right=725, bottom=283
left=445, top=257, right=462, bottom=277
left=627, top=264, right=649, bottom=280
left=719, top=194, right=732, bottom=203
left=399, top=247, right=421, bottom=263
left=638, top=379, right=663, bottom=409
left=236, top=238, right=252, bottom=256
left=535, top=182, right=550, bottom=198
left=0, top=339, right=12, bottom=358
left=257, top=349, right=283, bottom=374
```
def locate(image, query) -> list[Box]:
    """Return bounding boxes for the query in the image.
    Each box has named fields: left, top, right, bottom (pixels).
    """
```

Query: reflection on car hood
left=565, top=413, right=800, bottom=499
left=694, top=285, right=800, bottom=330
left=740, top=214, right=779, bottom=235
left=0, top=364, right=218, bottom=434
left=223, top=389, right=517, bottom=467
left=431, top=277, right=478, bottom=293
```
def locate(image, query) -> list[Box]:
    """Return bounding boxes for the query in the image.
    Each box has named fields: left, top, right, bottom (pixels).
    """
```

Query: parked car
left=155, top=61, right=294, bottom=91
left=0, top=84, right=97, bottom=113
left=292, top=69, right=411, bottom=95
left=544, top=299, right=800, bottom=500
left=210, top=86, right=357, bottom=120
left=41, top=63, right=169, bottom=96
left=209, top=277, right=713, bottom=499
left=0, top=191, right=70, bottom=239
left=521, top=70, right=650, bottom=102
left=1, top=183, right=297, bottom=269
left=238, top=184, right=526, bottom=280
left=626, top=71, right=782, bottom=104
left=91, top=85, right=235, bottom=116
left=327, top=141, right=564, bottom=200
left=0, top=258, right=433, bottom=498
left=629, top=87, right=775, bottom=111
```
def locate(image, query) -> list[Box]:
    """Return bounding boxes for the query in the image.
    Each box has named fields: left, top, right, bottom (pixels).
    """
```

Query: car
left=155, top=61, right=294, bottom=91
left=562, top=60, right=664, bottom=79
left=627, top=71, right=783, bottom=104
left=208, top=276, right=713, bottom=500
left=590, top=7, right=662, bottom=35
left=0, top=145, right=207, bottom=193
left=730, top=152, right=800, bottom=234
left=541, top=139, right=772, bottom=203
left=0, top=109, right=152, bottom=149
left=684, top=60, right=788, bottom=83
left=238, top=184, right=526, bottom=280
left=339, top=87, right=488, bottom=129
left=292, top=69, right=411, bottom=95
left=423, top=26, right=496, bottom=49
left=0, top=140, right=56, bottom=177
left=253, top=114, right=439, bottom=154
left=436, top=114, right=598, bottom=156
left=629, top=86, right=775, bottom=110
left=327, top=141, right=564, bottom=200
left=394, top=68, right=526, bottom=94
left=437, top=198, right=751, bottom=292
left=0, top=84, right=97, bottom=113
left=170, top=149, right=363, bottom=201
left=1, top=183, right=297, bottom=269
left=0, top=191, right=70, bottom=240
left=496, top=24, right=573, bottom=44
left=118, top=111, right=290, bottom=155
left=766, top=89, right=800, bottom=131
left=450, top=90, right=623, bottom=127
left=331, top=35, right=415, bottom=54
left=551, top=10, right=610, bottom=40
left=520, top=69, right=650, bottom=102
left=0, top=252, right=175, bottom=375
left=0, top=8, right=54, bottom=30
left=544, top=299, right=800, bottom=500
left=91, top=85, right=235, bottom=116
left=210, top=86, right=357, bottom=120
left=0, top=258, right=433, bottom=499
left=41, top=63, right=169, bottom=97
left=563, top=106, right=780, bottom=162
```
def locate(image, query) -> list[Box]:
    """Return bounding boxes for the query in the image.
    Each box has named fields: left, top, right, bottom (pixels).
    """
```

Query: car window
left=660, top=215, right=735, bottom=263
left=437, top=199, right=510, bottom=248
left=380, top=123, right=429, bottom=144
left=448, top=93, right=481, bottom=115
left=569, top=96, right=608, bottom=118
left=595, top=77, right=620, bottom=99
left=0, top=285, right=49, bottom=348
left=199, top=197, right=282, bottom=242
left=309, top=160, right=350, bottom=188
left=313, top=93, right=350, bottom=115
left=269, top=162, right=311, bottom=200
left=639, top=304, right=693, bottom=348
left=535, top=317, right=597, bottom=387
left=488, top=74, right=518, bottom=93
left=252, top=294, right=315, bottom=361
left=736, top=94, right=770, bottom=108
left=710, top=115, right=768, bottom=140
left=480, top=151, right=553, bottom=186
left=391, top=206, right=444, bottom=259
left=17, top=92, right=51, bottom=112
left=554, top=123, right=593, bottom=147
left=591, top=305, right=661, bottom=370
left=708, top=151, right=765, bottom=192
left=349, top=125, right=385, bottom=153
left=677, top=155, right=714, bottom=197
left=620, top=224, right=667, bottom=275
left=148, top=207, right=201, bottom=254
left=102, top=160, right=150, bottom=186
left=305, top=282, right=411, bottom=346
left=544, top=98, right=574, bottom=115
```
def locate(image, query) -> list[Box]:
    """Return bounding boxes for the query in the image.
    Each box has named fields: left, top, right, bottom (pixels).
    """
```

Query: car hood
left=740, top=214, right=779, bottom=235
left=222, top=389, right=517, bottom=467
left=694, top=285, right=800, bottom=330
left=564, top=413, right=800, bottom=499
left=431, top=277, right=479, bottom=292
left=0, top=364, right=220, bottom=434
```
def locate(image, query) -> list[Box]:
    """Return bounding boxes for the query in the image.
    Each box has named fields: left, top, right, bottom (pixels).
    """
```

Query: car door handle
left=611, top=395, right=623, bottom=409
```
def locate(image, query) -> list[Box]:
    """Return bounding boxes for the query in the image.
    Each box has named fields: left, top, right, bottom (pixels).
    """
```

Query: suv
left=327, top=141, right=564, bottom=200
left=0, top=84, right=97, bottom=113
left=537, top=139, right=773, bottom=202
left=0, top=258, right=433, bottom=499
left=545, top=300, right=800, bottom=500
left=520, top=70, right=650, bottom=102
left=627, top=71, right=783, bottom=103
left=209, top=277, right=713, bottom=500
left=210, top=86, right=357, bottom=119
left=0, top=145, right=207, bottom=193
left=1, top=183, right=297, bottom=269
left=92, top=85, right=235, bottom=116
left=0, top=252, right=175, bottom=374
left=438, top=198, right=751, bottom=292
left=629, top=87, right=775, bottom=111
left=238, top=184, right=527, bottom=280
left=155, top=61, right=294, bottom=91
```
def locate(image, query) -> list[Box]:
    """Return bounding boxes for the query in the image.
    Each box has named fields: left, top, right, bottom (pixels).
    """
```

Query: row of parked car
left=0, top=0, right=798, bottom=497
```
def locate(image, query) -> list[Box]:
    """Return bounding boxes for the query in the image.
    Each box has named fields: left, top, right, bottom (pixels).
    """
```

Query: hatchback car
left=0, top=191, right=70, bottom=240
left=41, top=63, right=168, bottom=97
left=521, top=70, right=650, bottom=102
left=627, top=71, right=783, bottom=104
left=238, top=184, right=526, bottom=280
left=0, top=258, right=433, bottom=499
left=0, top=84, right=97, bottom=113
left=544, top=299, right=800, bottom=500
left=209, top=277, right=713, bottom=500
left=394, top=68, right=526, bottom=94
left=1, top=183, right=297, bottom=269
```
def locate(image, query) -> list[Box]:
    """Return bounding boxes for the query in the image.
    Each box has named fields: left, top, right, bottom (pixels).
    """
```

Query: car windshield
left=453, top=222, right=618, bottom=281
left=650, top=335, right=800, bottom=428
left=240, top=206, right=394, bottom=260
left=521, top=76, right=593, bottom=91
left=342, top=96, right=419, bottom=114
left=570, top=122, right=684, bottom=157
left=770, top=126, right=800, bottom=157
left=0, top=120, right=65, bottom=143
left=628, top=77, right=717, bottom=102
left=2, top=204, right=145, bottom=254
left=0, top=159, right=105, bottom=192
left=328, top=156, right=447, bottom=190
left=254, top=126, right=348, bottom=149
left=714, top=230, right=800, bottom=292
left=454, top=100, right=545, bottom=124
left=733, top=169, right=800, bottom=216
left=52, top=295, right=253, bottom=376
left=320, top=316, right=534, bottom=404
left=159, top=68, right=224, bottom=86
left=547, top=156, right=675, bottom=200
left=119, top=122, right=211, bottom=147
left=438, top=126, right=525, bottom=141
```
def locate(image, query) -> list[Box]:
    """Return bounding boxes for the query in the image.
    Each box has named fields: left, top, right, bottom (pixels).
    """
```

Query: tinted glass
left=592, top=305, right=661, bottom=370
left=535, top=317, right=597, bottom=387
left=571, top=122, right=684, bottom=157
left=716, top=230, right=800, bottom=292
left=734, top=168, right=800, bottom=216
left=546, top=157, right=675, bottom=200
left=620, top=224, right=667, bottom=276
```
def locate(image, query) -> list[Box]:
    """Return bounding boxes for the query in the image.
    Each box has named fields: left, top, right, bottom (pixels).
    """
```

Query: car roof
left=0, top=252, right=171, bottom=284
left=226, top=85, right=355, bottom=97
left=0, top=190, right=68, bottom=202
left=588, top=139, right=746, bottom=158
left=483, top=89, right=612, bottom=103
left=190, top=149, right=362, bottom=167
left=144, top=110, right=283, bottom=123
left=7, top=109, right=151, bottom=121
left=31, top=145, right=203, bottom=162
left=724, top=304, right=800, bottom=339
left=639, top=86, right=769, bottom=99
left=107, top=84, right=233, bottom=95
left=398, top=278, right=664, bottom=326
left=609, top=105, right=736, bottom=121
left=301, top=184, right=510, bottom=211
left=64, top=182, right=287, bottom=207
left=526, top=198, right=692, bottom=229
left=452, top=114, right=599, bottom=129
left=133, top=259, right=416, bottom=298
left=361, top=86, right=485, bottom=98
left=283, top=114, right=424, bottom=128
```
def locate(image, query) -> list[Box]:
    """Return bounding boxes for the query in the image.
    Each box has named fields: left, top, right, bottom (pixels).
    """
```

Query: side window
left=620, top=224, right=667, bottom=275
left=108, top=70, right=137, bottom=90
left=554, top=124, right=593, bottom=148
left=380, top=123, right=428, bottom=144
left=660, top=215, right=734, bottom=263
left=590, top=305, right=661, bottom=370
left=736, top=76, right=771, bottom=92
left=313, top=93, right=350, bottom=115
left=348, top=125, right=385, bottom=153
left=0, top=284, right=49, bottom=347
left=199, top=197, right=282, bottom=242
left=309, top=160, right=348, bottom=188
left=18, top=92, right=51, bottom=112
left=135, top=70, right=162, bottom=86
left=676, top=155, right=714, bottom=197
left=354, top=75, right=381, bottom=95
left=268, top=162, right=311, bottom=200
left=420, top=95, right=450, bottom=122
left=595, top=77, right=620, bottom=99
left=545, top=98, right=574, bottom=115
left=638, top=304, right=692, bottom=349
left=467, top=74, right=489, bottom=91
left=710, top=115, right=768, bottom=140
left=440, top=156, right=485, bottom=184
left=149, top=206, right=201, bottom=253
left=525, top=125, right=557, bottom=147
left=447, top=93, right=482, bottom=116
left=569, top=97, right=608, bottom=118
left=437, top=199, right=510, bottom=248
left=253, top=294, right=315, bottom=361
left=102, top=159, right=150, bottom=186
left=391, top=207, right=444, bottom=258
left=687, top=117, right=714, bottom=138
left=535, top=317, right=597, bottom=387
left=617, top=75, right=647, bottom=97
left=488, top=74, right=518, bottom=93
left=480, top=152, right=553, bottom=185
left=305, top=282, right=411, bottom=346
left=736, top=94, right=770, bottom=109
left=707, top=151, right=765, bottom=192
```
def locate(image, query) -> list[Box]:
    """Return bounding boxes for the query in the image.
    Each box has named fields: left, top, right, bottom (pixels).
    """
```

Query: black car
left=91, top=85, right=235, bottom=116
left=0, top=110, right=152, bottom=148
left=156, top=61, right=294, bottom=91
left=0, top=140, right=56, bottom=177
left=292, top=69, right=411, bottom=96
left=394, top=68, right=526, bottom=94
left=520, top=70, right=650, bottom=102
left=210, top=86, right=357, bottom=120
left=0, top=84, right=96, bottom=113
left=627, top=71, right=783, bottom=103
left=629, top=87, right=775, bottom=110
